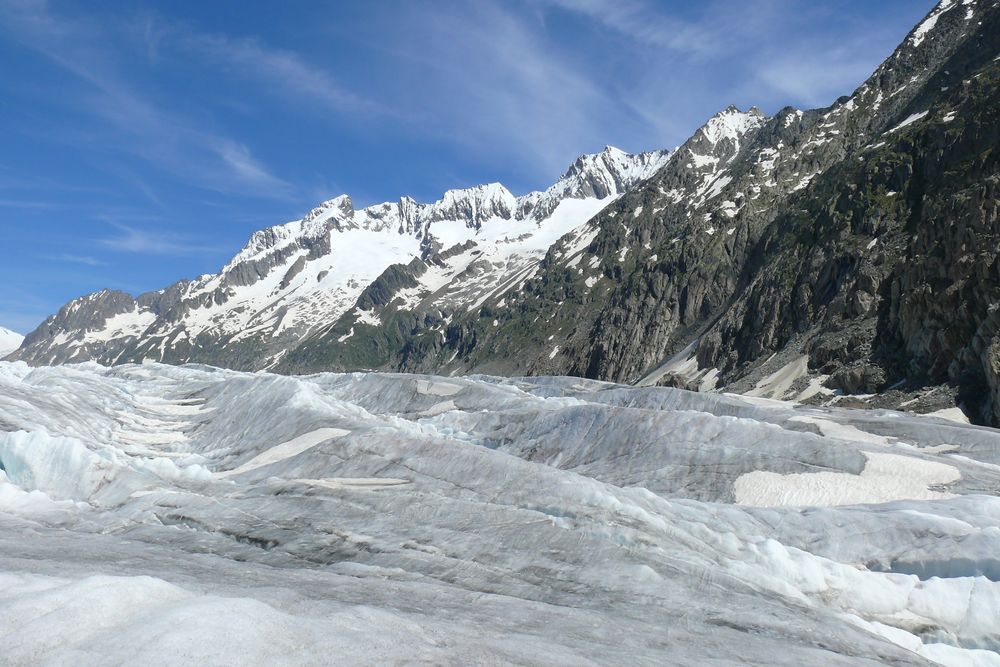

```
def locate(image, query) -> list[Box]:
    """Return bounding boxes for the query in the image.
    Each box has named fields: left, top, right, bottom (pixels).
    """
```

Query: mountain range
left=9, top=146, right=668, bottom=369
left=8, top=0, right=1000, bottom=425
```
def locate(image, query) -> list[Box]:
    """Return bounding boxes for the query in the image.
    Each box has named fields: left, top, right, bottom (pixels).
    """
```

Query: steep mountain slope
left=605, top=0, right=1000, bottom=423
left=693, top=18, right=1000, bottom=421
left=278, top=0, right=1000, bottom=424
left=10, top=147, right=667, bottom=369
left=0, top=327, right=22, bottom=359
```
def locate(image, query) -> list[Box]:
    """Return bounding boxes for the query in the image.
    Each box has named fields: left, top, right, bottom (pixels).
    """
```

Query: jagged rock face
left=277, top=107, right=770, bottom=376
left=17, top=290, right=150, bottom=366
left=683, top=0, right=1000, bottom=423
left=11, top=146, right=668, bottom=370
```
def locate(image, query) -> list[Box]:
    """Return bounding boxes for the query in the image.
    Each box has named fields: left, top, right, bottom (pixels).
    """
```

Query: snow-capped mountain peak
left=227, top=145, right=670, bottom=278
left=303, top=194, right=355, bottom=224
left=13, top=145, right=668, bottom=368
left=526, top=145, right=670, bottom=221
left=424, top=182, right=517, bottom=228
left=698, top=105, right=767, bottom=147
left=0, top=326, right=23, bottom=358
left=559, top=145, right=668, bottom=191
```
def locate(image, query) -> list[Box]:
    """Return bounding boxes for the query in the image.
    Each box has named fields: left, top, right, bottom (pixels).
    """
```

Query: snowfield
left=1, top=362, right=1000, bottom=665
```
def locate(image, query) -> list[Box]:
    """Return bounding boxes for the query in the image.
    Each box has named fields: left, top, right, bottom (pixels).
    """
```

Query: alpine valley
left=4, top=2, right=1000, bottom=665
left=11, top=0, right=1000, bottom=428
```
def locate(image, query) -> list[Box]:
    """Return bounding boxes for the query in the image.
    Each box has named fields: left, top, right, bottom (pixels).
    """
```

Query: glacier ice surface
left=1, top=361, right=999, bottom=665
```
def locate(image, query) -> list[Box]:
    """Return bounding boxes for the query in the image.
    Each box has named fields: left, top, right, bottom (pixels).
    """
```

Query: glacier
left=1, top=361, right=999, bottom=665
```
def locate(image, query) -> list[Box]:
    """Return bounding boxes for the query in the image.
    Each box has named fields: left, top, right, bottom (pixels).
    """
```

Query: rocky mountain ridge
left=11, top=146, right=668, bottom=369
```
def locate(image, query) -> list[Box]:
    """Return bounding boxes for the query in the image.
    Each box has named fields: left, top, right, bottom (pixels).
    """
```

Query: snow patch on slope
left=910, top=0, right=955, bottom=47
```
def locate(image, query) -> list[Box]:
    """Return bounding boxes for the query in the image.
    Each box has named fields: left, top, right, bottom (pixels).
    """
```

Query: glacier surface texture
left=1, top=361, right=999, bottom=665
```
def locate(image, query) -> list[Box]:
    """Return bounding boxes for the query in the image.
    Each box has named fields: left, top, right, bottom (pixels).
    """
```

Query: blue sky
left=0, top=0, right=934, bottom=333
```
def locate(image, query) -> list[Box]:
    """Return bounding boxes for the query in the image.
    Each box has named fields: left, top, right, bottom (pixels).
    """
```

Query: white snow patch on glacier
left=734, top=451, right=961, bottom=507
left=217, top=427, right=351, bottom=478
left=415, top=379, right=462, bottom=396
left=788, top=415, right=893, bottom=446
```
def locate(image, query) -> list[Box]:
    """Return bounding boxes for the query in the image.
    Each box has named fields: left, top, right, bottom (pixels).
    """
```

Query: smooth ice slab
left=217, top=427, right=351, bottom=478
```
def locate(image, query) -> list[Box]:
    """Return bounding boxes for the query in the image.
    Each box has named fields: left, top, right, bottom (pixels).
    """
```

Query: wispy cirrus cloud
left=540, top=0, right=931, bottom=113
left=755, top=54, right=878, bottom=109
left=43, top=254, right=107, bottom=267
left=357, top=0, right=930, bottom=191
left=0, top=0, right=294, bottom=199
left=370, top=1, right=635, bottom=183
left=0, top=198, right=66, bottom=210
left=173, top=29, right=384, bottom=118
left=539, top=0, right=725, bottom=56
left=100, top=222, right=219, bottom=257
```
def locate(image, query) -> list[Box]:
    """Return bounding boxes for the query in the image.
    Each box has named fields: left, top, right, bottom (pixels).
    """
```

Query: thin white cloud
left=101, top=222, right=218, bottom=256
left=524, top=0, right=931, bottom=144
left=746, top=13, right=928, bottom=109
left=214, top=141, right=291, bottom=193
left=45, top=254, right=108, bottom=267
left=539, top=0, right=722, bottom=56
left=175, top=30, right=383, bottom=117
left=0, top=0, right=295, bottom=199
left=373, top=0, right=642, bottom=183
left=0, top=199, right=65, bottom=210
left=0, top=0, right=935, bottom=203
left=756, top=52, right=880, bottom=108
left=362, top=0, right=886, bottom=187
